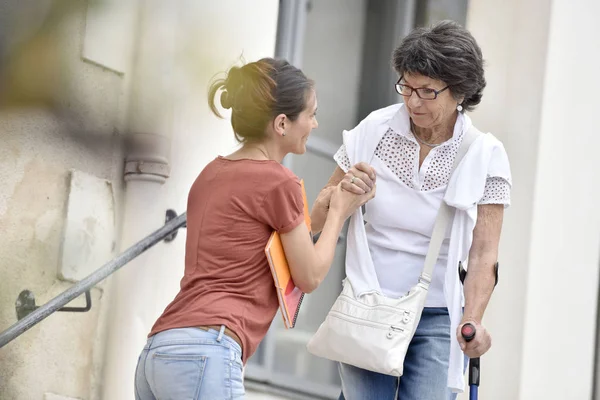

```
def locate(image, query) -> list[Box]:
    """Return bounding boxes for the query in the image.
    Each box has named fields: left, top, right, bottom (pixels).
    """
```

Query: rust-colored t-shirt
left=149, top=157, right=304, bottom=363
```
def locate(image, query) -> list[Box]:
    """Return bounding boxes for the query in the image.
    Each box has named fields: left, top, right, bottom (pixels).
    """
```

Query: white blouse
left=334, top=130, right=511, bottom=205
left=333, top=111, right=511, bottom=307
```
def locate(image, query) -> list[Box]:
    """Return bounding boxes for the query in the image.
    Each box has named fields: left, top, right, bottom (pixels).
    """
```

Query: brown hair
left=208, top=58, right=314, bottom=143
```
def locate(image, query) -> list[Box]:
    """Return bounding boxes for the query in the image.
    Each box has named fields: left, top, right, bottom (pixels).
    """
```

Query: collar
left=386, top=104, right=470, bottom=145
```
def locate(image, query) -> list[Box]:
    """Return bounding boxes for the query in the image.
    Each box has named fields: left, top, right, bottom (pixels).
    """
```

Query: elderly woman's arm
left=458, top=203, right=504, bottom=358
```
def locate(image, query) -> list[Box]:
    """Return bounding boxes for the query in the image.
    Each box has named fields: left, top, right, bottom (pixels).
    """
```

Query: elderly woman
left=310, top=21, right=511, bottom=399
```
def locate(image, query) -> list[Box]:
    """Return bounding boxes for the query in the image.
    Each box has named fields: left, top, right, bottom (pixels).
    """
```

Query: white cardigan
left=341, top=103, right=511, bottom=392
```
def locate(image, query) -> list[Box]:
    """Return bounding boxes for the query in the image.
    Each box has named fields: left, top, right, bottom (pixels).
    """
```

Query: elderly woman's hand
left=457, top=320, right=492, bottom=359
left=340, top=162, right=376, bottom=194
left=330, top=181, right=376, bottom=221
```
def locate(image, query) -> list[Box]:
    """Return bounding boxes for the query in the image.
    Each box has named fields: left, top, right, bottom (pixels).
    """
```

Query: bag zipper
left=339, top=294, right=412, bottom=317
left=329, top=310, right=405, bottom=333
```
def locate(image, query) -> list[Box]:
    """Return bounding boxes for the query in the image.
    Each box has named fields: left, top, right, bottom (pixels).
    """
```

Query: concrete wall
left=465, top=0, right=600, bottom=398
left=1, top=0, right=280, bottom=399
left=0, top=1, right=128, bottom=399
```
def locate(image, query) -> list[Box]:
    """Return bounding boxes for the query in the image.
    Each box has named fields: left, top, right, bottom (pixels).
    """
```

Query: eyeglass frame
left=395, top=77, right=450, bottom=100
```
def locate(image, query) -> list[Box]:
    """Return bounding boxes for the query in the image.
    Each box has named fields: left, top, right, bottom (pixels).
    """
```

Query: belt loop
left=145, top=335, right=155, bottom=349
left=216, top=325, right=226, bottom=342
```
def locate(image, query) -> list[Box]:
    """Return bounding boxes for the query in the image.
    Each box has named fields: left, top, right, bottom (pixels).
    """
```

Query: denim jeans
left=338, top=307, right=457, bottom=400
left=134, top=326, right=245, bottom=400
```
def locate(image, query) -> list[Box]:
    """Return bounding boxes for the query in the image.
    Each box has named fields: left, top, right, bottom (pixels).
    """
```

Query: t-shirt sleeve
left=259, top=176, right=305, bottom=234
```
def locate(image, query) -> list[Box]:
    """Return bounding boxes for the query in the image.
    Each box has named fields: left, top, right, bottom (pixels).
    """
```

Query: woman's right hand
left=329, top=181, right=376, bottom=221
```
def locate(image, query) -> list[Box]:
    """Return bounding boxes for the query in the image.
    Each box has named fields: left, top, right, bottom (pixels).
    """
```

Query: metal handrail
left=0, top=212, right=187, bottom=348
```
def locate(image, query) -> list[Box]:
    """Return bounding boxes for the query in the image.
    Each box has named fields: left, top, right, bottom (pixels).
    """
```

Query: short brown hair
left=392, top=21, right=486, bottom=112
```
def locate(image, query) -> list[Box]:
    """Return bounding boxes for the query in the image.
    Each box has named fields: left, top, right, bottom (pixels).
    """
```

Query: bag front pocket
left=319, top=309, right=409, bottom=376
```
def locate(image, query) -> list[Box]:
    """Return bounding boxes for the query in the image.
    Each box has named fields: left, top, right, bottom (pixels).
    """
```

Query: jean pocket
left=151, top=352, right=206, bottom=400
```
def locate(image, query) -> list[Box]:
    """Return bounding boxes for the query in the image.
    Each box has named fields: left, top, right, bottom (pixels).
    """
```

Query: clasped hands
left=340, top=162, right=377, bottom=195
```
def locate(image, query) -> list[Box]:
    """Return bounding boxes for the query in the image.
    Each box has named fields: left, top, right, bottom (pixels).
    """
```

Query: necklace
left=410, top=121, right=445, bottom=148
left=412, top=131, right=442, bottom=148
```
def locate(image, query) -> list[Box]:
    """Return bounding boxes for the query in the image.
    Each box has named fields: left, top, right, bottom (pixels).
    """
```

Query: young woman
left=133, top=58, right=375, bottom=400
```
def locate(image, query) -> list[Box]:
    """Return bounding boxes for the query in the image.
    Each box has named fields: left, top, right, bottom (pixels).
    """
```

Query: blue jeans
left=338, top=307, right=456, bottom=400
left=134, top=326, right=245, bottom=400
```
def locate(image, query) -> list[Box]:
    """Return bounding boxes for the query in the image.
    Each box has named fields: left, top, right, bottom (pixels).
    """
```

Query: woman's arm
left=457, top=204, right=504, bottom=357
left=281, top=184, right=375, bottom=293
left=310, top=168, right=344, bottom=234
left=311, top=164, right=376, bottom=234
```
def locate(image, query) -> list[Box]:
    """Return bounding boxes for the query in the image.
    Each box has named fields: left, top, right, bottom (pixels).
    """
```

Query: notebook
left=265, top=179, right=311, bottom=329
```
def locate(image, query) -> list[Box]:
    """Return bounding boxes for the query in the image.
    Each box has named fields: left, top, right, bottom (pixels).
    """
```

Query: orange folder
left=265, top=179, right=311, bottom=329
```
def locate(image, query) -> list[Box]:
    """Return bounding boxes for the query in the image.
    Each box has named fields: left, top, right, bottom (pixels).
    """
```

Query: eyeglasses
left=395, top=78, right=450, bottom=100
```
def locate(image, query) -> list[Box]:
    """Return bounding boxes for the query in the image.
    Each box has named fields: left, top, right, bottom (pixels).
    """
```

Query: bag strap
left=420, top=125, right=482, bottom=284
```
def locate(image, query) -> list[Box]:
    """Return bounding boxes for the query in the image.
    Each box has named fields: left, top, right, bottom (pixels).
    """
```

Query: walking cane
left=461, top=323, right=480, bottom=400
left=458, top=261, right=498, bottom=400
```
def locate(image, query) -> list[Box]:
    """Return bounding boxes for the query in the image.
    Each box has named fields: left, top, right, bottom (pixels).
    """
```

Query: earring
left=457, top=104, right=463, bottom=112
left=282, top=131, right=286, bottom=136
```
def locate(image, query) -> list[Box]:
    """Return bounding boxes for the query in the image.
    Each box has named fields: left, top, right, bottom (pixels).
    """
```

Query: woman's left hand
left=457, top=320, right=492, bottom=358
left=340, top=162, right=376, bottom=194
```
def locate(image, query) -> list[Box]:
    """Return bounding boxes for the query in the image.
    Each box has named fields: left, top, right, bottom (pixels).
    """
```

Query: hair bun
left=220, top=90, right=233, bottom=109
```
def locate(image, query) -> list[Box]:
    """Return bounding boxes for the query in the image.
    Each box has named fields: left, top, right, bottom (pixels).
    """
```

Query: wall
left=466, top=0, right=600, bottom=398
left=519, top=0, right=600, bottom=398
left=0, top=1, right=129, bottom=399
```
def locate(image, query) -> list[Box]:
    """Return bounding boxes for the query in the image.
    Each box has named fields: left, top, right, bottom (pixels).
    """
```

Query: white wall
left=520, top=0, right=600, bottom=398
left=466, top=0, right=600, bottom=398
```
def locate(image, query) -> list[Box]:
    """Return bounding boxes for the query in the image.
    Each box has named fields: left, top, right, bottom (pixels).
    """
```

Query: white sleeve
left=478, top=140, right=512, bottom=207
left=479, top=176, right=511, bottom=206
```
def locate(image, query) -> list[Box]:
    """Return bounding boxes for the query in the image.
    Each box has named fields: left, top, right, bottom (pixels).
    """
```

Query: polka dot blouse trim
left=374, top=128, right=417, bottom=188
left=420, top=135, right=462, bottom=191
left=372, top=128, right=464, bottom=191
left=479, top=176, right=511, bottom=205
left=333, top=145, right=351, bottom=173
